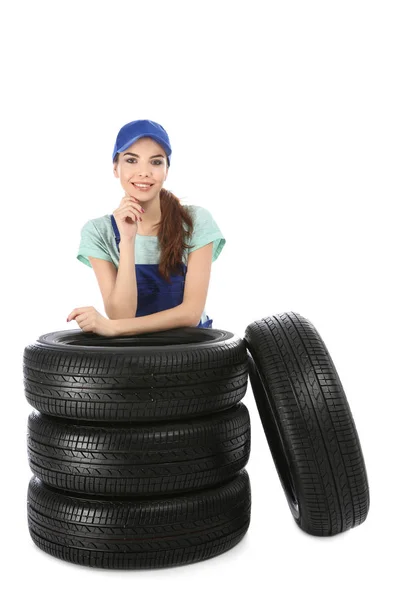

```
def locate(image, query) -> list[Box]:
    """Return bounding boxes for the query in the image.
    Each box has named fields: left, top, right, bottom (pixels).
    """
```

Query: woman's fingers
left=67, top=307, right=92, bottom=322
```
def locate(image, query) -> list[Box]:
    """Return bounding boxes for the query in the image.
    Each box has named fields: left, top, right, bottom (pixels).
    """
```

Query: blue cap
left=112, top=119, right=172, bottom=166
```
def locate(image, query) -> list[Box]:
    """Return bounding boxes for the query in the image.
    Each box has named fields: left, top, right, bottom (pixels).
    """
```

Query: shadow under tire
left=27, top=402, right=251, bottom=496
left=244, top=311, right=370, bottom=536
left=23, top=328, right=248, bottom=422
left=27, top=469, right=251, bottom=569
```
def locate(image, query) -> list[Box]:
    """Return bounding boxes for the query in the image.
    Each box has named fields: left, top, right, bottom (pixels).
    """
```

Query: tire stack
left=24, top=311, right=370, bottom=568
left=24, top=328, right=251, bottom=569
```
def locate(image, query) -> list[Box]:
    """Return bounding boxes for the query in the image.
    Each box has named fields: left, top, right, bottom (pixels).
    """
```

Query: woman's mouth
left=132, top=183, right=154, bottom=191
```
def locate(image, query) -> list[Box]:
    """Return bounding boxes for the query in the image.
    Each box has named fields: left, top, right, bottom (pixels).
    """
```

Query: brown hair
left=113, top=153, right=195, bottom=284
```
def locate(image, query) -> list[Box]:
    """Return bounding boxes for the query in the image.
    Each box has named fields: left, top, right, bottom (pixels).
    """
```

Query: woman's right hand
left=112, top=195, right=144, bottom=240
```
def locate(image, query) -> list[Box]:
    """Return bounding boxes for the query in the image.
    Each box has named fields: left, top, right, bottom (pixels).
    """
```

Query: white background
left=1, top=0, right=399, bottom=598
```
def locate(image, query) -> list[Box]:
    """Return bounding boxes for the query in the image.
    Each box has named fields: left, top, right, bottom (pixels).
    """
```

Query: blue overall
left=111, top=215, right=213, bottom=329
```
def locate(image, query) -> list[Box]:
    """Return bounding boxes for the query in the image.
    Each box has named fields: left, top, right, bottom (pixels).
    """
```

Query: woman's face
left=113, top=136, right=168, bottom=201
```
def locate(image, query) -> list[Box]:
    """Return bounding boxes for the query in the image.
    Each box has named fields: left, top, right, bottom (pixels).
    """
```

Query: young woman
left=67, top=119, right=226, bottom=337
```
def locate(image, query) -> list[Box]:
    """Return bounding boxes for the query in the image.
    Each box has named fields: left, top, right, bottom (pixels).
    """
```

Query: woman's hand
left=113, top=195, right=144, bottom=240
left=66, top=306, right=116, bottom=336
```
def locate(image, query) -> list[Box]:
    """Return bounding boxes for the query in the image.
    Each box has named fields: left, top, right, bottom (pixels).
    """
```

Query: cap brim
left=117, top=134, right=170, bottom=156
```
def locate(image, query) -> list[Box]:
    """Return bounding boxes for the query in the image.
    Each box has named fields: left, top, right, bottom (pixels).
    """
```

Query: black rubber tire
left=27, top=469, right=251, bottom=569
left=244, top=311, right=370, bottom=536
left=27, top=402, right=250, bottom=496
left=23, top=328, right=248, bottom=422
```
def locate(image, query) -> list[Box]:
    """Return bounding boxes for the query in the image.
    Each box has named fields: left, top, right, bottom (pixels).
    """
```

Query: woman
left=67, top=119, right=226, bottom=337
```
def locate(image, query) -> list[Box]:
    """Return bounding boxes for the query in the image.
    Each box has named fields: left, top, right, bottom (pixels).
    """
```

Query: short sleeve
left=187, top=206, right=226, bottom=262
left=76, top=220, right=113, bottom=269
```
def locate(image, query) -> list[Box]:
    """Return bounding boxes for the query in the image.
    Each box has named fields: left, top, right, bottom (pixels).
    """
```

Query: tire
left=27, top=402, right=250, bottom=496
left=244, top=311, right=370, bottom=536
left=27, top=469, right=251, bottom=569
left=23, top=328, right=248, bottom=422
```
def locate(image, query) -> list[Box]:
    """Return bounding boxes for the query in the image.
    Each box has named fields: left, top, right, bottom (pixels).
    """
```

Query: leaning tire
left=27, top=469, right=251, bottom=569
left=27, top=402, right=250, bottom=496
left=23, top=328, right=248, bottom=422
left=244, top=311, right=370, bottom=536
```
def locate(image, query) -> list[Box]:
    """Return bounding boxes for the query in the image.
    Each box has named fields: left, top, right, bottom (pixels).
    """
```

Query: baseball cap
left=112, top=119, right=172, bottom=166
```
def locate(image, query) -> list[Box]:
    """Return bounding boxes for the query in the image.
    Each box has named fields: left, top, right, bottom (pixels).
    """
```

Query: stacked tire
left=24, top=327, right=252, bottom=569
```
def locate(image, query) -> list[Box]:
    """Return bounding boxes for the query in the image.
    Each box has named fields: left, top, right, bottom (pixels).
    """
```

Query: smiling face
left=113, top=136, right=169, bottom=201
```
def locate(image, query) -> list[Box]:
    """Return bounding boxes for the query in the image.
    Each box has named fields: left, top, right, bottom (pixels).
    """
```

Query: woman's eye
left=126, top=159, right=163, bottom=165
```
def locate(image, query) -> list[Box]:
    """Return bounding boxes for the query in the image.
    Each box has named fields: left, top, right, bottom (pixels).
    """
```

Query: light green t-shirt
left=76, top=204, right=226, bottom=326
